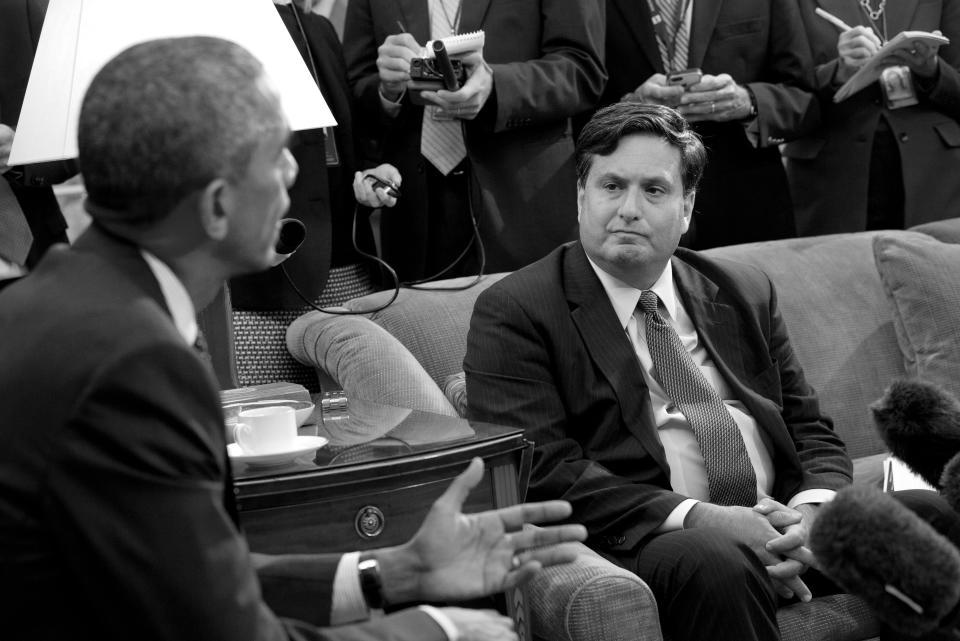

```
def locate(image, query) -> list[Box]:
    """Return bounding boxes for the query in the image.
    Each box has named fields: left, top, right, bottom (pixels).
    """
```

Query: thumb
left=437, top=457, right=484, bottom=511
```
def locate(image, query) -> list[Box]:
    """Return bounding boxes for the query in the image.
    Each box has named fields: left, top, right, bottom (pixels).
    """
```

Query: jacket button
left=900, top=133, right=909, bottom=143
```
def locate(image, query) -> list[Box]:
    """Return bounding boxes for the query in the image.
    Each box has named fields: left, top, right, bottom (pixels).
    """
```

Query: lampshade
left=9, top=0, right=336, bottom=165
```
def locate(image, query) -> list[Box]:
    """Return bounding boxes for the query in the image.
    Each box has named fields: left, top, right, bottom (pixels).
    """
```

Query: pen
left=814, top=7, right=853, bottom=32
left=396, top=20, right=407, bottom=33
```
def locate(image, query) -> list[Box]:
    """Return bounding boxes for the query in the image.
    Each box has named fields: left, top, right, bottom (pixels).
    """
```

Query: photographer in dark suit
left=0, top=36, right=586, bottom=641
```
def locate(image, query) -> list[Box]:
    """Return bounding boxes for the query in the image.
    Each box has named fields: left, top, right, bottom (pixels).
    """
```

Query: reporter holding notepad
left=784, top=0, right=960, bottom=235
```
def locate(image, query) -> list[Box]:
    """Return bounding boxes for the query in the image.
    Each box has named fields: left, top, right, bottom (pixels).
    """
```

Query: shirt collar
left=139, top=249, right=198, bottom=346
left=586, top=257, right=679, bottom=329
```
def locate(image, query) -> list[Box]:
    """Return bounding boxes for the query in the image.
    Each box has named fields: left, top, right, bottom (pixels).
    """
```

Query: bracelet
left=357, top=552, right=385, bottom=610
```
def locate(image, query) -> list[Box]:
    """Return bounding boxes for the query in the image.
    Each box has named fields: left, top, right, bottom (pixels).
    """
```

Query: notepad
left=834, top=31, right=950, bottom=102
left=423, top=30, right=485, bottom=58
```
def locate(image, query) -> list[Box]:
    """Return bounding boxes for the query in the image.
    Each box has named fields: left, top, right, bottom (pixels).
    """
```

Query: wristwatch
left=357, top=552, right=385, bottom=610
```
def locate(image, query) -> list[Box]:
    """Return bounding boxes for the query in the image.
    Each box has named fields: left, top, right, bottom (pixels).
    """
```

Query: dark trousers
left=619, top=527, right=781, bottom=641
left=609, top=491, right=960, bottom=641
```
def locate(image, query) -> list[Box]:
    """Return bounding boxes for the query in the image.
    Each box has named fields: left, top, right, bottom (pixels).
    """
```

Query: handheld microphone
left=810, top=485, right=960, bottom=636
left=871, top=379, right=960, bottom=489
left=432, top=40, right=460, bottom=91
left=270, top=218, right=306, bottom=267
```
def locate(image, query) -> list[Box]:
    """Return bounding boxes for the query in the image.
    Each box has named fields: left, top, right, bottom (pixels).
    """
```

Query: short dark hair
left=78, top=36, right=286, bottom=225
left=575, top=103, right=707, bottom=195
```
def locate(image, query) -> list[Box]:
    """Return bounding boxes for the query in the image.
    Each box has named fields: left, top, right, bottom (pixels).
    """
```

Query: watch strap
left=357, top=552, right=386, bottom=610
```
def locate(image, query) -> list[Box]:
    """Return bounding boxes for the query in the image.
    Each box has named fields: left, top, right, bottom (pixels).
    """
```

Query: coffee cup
left=233, top=406, right=298, bottom=455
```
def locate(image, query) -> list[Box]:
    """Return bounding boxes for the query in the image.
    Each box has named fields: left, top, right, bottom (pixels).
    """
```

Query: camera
left=407, top=57, right=467, bottom=105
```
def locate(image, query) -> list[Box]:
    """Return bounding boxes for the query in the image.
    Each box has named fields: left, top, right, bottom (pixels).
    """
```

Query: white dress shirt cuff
left=787, top=489, right=836, bottom=509
left=418, top=604, right=458, bottom=641
left=331, top=551, right=373, bottom=624
left=379, top=87, right=405, bottom=118
left=655, top=498, right=700, bottom=533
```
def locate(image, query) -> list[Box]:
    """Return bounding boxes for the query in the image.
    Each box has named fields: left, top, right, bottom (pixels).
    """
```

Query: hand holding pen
left=376, top=23, right=421, bottom=102
left=815, top=7, right=882, bottom=83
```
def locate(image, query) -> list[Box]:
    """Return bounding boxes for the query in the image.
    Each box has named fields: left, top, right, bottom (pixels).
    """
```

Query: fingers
left=434, top=458, right=484, bottom=512
left=487, top=500, right=574, bottom=532
left=753, top=498, right=802, bottom=529
left=510, top=522, right=587, bottom=551
left=770, top=568, right=813, bottom=603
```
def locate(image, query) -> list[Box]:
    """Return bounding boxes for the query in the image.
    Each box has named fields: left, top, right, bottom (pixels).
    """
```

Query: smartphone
left=667, top=68, right=703, bottom=88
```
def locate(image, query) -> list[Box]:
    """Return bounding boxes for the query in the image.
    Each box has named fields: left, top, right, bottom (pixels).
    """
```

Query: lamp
left=10, top=0, right=336, bottom=165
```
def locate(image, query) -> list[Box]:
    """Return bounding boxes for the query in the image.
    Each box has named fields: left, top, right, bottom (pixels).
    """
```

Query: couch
left=287, top=218, right=960, bottom=641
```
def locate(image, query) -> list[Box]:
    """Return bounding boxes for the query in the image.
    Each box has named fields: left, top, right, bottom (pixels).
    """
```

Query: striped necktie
left=0, top=177, right=33, bottom=266
left=420, top=0, right=467, bottom=175
left=654, top=0, right=690, bottom=73
left=640, top=290, right=757, bottom=507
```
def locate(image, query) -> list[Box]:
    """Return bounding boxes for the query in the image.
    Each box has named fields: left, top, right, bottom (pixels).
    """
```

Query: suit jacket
left=0, top=225, right=443, bottom=641
left=343, top=0, right=606, bottom=279
left=464, top=242, right=852, bottom=556
left=783, top=0, right=960, bottom=235
left=601, top=0, right=819, bottom=248
left=230, top=6, right=361, bottom=310
left=0, top=0, right=74, bottom=266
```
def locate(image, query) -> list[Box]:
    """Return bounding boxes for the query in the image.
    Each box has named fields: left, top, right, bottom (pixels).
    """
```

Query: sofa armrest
left=526, top=542, right=662, bottom=641
left=286, top=311, right=458, bottom=416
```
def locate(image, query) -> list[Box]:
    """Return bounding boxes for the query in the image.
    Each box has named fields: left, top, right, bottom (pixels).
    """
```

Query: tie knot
left=639, top=290, right=661, bottom=315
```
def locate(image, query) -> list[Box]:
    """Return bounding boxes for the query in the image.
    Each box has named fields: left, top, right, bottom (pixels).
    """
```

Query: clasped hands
left=686, top=498, right=819, bottom=603
left=624, top=73, right=754, bottom=122
left=372, top=458, right=587, bottom=640
left=836, top=26, right=941, bottom=83
left=377, top=33, right=493, bottom=120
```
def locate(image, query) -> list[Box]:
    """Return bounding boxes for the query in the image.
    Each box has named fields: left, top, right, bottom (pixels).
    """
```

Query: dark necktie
left=639, top=290, right=757, bottom=507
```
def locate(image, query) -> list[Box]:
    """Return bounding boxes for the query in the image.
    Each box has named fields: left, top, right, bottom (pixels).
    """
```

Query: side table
left=232, top=398, right=534, bottom=639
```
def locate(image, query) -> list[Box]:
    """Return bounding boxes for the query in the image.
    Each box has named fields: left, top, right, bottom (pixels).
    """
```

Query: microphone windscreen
left=942, top=452, right=960, bottom=513
left=810, top=485, right=960, bottom=635
left=871, top=379, right=960, bottom=489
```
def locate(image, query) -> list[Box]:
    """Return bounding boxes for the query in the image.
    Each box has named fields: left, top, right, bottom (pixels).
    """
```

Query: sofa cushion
left=873, top=232, right=960, bottom=400
left=705, top=233, right=904, bottom=459
left=286, top=311, right=458, bottom=416
left=342, top=274, right=509, bottom=389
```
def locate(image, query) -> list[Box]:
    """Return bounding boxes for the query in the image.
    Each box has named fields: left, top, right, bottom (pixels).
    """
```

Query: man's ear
left=681, top=190, right=695, bottom=234
left=199, top=179, right=229, bottom=241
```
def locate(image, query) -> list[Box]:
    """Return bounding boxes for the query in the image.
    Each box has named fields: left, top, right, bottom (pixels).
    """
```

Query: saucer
left=227, top=435, right=328, bottom=467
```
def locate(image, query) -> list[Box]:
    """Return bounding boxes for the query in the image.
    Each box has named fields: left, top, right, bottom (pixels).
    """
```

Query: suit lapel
left=460, top=0, right=492, bottom=33
left=611, top=0, right=663, bottom=72
left=397, top=0, right=430, bottom=45
left=671, top=257, right=749, bottom=390
left=688, top=0, right=723, bottom=69
left=565, top=245, right=669, bottom=473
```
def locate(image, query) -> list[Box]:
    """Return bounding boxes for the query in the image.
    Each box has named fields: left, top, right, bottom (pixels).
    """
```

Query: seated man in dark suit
left=464, top=102, right=851, bottom=641
left=0, top=36, right=586, bottom=641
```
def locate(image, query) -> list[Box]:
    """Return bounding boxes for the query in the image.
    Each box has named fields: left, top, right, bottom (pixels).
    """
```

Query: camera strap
left=646, top=0, right=692, bottom=74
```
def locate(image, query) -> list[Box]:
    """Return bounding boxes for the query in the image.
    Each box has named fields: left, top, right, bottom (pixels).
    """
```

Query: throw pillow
left=873, top=232, right=960, bottom=400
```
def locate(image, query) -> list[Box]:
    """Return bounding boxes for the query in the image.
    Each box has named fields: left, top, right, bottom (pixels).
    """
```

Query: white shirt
left=141, top=252, right=456, bottom=638
left=587, top=257, right=834, bottom=530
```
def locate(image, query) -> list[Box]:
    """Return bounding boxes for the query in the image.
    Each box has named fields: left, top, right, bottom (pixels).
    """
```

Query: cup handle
left=233, top=422, right=252, bottom=453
